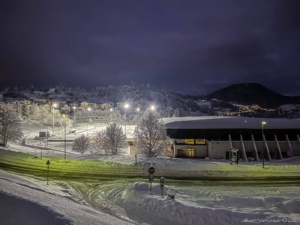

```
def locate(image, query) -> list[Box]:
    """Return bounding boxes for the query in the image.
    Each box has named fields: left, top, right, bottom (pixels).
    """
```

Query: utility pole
left=63, top=114, right=67, bottom=160
left=262, top=121, right=266, bottom=168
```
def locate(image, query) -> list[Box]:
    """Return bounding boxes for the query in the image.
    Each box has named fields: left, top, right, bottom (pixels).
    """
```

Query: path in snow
left=69, top=179, right=300, bottom=225
left=0, top=171, right=134, bottom=225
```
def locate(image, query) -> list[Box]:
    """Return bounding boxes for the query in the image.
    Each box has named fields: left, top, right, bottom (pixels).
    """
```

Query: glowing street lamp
left=124, top=103, right=130, bottom=137
left=150, top=105, right=156, bottom=111
left=52, top=103, right=57, bottom=135
left=261, top=121, right=266, bottom=168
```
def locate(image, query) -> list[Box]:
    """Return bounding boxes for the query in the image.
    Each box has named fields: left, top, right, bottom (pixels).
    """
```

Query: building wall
left=210, top=141, right=230, bottom=159
left=291, top=141, right=300, bottom=156
left=174, top=145, right=208, bottom=158
left=174, top=139, right=300, bottom=160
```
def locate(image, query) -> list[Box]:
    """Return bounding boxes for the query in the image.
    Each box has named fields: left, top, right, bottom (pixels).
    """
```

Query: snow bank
left=119, top=182, right=300, bottom=225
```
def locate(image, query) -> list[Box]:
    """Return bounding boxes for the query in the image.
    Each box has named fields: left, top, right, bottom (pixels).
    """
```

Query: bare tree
left=134, top=111, right=169, bottom=157
left=72, top=134, right=89, bottom=154
left=94, top=123, right=127, bottom=155
left=0, top=103, right=23, bottom=147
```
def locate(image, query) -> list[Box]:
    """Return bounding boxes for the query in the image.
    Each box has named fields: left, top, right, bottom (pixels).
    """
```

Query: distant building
left=163, top=116, right=300, bottom=161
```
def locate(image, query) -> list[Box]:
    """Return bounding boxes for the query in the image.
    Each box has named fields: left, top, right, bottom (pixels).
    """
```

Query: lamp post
left=261, top=121, right=266, bottom=168
left=73, top=106, right=76, bottom=129
left=52, top=103, right=57, bottom=135
left=124, top=103, right=129, bottom=137
left=136, top=107, right=140, bottom=123
left=87, top=107, right=91, bottom=134
left=63, top=114, right=67, bottom=160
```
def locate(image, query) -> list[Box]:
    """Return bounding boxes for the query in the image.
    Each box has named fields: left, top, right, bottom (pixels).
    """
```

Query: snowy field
left=1, top=170, right=300, bottom=225
left=1, top=120, right=299, bottom=225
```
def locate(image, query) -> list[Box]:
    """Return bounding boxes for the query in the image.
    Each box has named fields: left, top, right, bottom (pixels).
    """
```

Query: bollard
left=160, top=177, right=165, bottom=197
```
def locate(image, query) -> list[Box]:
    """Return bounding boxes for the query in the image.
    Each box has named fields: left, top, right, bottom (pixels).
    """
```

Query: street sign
left=148, top=166, right=155, bottom=174
left=148, top=164, right=155, bottom=195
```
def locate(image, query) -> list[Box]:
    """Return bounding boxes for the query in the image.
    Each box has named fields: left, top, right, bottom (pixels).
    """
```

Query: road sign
left=148, top=166, right=155, bottom=174
left=46, top=160, right=50, bottom=166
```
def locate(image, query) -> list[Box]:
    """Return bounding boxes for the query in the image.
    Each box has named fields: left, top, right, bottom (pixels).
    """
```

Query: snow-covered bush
left=72, top=135, right=89, bottom=154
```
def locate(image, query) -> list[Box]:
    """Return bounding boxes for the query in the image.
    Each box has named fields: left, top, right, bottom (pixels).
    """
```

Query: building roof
left=162, top=116, right=300, bottom=130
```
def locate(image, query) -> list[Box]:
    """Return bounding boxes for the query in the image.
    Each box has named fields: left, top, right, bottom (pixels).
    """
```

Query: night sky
left=0, top=0, right=300, bottom=95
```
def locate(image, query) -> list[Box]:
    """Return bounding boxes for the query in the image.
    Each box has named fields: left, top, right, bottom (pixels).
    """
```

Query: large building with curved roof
left=163, top=116, right=300, bottom=161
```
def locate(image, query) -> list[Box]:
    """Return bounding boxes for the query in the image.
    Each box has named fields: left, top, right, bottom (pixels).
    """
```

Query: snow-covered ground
left=1, top=120, right=300, bottom=225
left=3, top=141, right=300, bottom=225
left=1, top=170, right=300, bottom=225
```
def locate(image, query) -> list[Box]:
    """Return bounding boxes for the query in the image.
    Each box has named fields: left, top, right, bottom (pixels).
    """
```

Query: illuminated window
left=196, top=139, right=206, bottom=144
left=184, top=139, right=194, bottom=144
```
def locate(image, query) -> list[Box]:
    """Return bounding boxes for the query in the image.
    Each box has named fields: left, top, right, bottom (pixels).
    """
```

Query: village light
left=261, top=121, right=266, bottom=168
left=52, top=103, right=57, bottom=135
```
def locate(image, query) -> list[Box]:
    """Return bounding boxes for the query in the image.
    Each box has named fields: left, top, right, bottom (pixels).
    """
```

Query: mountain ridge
left=205, top=83, right=300, bottom=108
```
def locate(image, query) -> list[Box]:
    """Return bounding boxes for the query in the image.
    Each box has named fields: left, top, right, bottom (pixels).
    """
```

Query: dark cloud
left=0, top=0, right=299, bottom=95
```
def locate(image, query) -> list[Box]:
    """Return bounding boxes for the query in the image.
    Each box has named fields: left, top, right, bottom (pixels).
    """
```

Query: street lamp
left=52, top=103, right=57, bottom=135
left=73, top=106, right=76, bottom=129
left=150, top=105, right=156, bottom=111
left=87, top=107, right=91, bottom=134
left=261, top=121, right=266, bottom=168
left=136, top=107, right=141, bottom=123
left=124, top=103, right=129, bottom=137
left=62, top=114, right=67, bottom=160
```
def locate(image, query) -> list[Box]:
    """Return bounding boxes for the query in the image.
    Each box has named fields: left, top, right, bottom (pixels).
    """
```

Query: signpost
left=46, top=160, right=50, bottom=185
left=148, top=164, right=155, bottom=194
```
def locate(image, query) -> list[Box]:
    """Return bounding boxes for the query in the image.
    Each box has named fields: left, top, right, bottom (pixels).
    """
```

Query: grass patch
left=1, top=148, right=300, bottom=182
left=0, top=149, right=146, bottom=180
